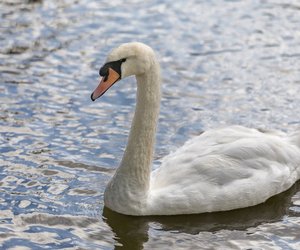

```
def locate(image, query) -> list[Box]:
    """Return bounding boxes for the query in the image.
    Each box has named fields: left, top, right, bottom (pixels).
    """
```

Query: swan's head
left=91, top=42, right=156, bottom=101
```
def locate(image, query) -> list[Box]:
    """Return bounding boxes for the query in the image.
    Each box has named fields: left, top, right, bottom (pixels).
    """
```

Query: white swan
left=91, top=42, right=300, bottom=216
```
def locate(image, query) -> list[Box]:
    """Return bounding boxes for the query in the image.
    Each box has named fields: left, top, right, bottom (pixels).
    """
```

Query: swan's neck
left=104, top=61, right=161, bottom=214
left=120, top=68, right=161, bottom=183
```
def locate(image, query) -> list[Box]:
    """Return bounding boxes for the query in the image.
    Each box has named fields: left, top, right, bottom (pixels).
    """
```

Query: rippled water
left=1, top=0, right=300, bottom=249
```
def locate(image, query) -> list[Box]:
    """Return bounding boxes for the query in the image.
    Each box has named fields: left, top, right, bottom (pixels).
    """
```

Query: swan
left=90, top=42, right=300, bottom=216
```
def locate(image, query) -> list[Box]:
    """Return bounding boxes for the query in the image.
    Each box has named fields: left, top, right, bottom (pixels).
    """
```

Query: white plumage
left=149, top=125, right=300, bottom=215
left=91, top=42, right=300, bottom=216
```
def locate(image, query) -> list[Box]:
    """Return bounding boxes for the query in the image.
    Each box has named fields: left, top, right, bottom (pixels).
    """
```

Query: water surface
left=1, top=0, right=300, bottom=249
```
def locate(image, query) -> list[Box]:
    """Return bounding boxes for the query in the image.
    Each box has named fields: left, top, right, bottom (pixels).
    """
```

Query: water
left=1, top=0, right=300, bottom=249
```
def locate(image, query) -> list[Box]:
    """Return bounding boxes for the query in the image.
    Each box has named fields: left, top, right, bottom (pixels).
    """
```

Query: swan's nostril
left=104, top=75, right=108, bottom=82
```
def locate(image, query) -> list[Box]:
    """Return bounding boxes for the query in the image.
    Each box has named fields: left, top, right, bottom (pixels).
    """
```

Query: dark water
left=1, top=0, right=300, bottom=249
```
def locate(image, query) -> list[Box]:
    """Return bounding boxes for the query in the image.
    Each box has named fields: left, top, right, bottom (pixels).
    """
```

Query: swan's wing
left=148, top=126, right=300, bottom=214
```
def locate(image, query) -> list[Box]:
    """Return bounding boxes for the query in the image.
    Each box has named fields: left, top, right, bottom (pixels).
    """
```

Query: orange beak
left=91, top=68, right=121, bottom=101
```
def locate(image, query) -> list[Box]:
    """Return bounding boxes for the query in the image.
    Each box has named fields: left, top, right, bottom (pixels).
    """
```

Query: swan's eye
left=99, top=58, right=126, bottom=77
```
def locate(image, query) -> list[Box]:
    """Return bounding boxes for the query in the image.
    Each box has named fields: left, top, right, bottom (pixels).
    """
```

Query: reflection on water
left=1, top=0, right=300, bottom=249
left=104, top=181, right=300, bottom=249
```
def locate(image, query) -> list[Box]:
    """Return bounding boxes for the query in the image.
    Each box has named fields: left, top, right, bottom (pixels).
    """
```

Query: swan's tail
left=289, top=129, right=300, bottom=148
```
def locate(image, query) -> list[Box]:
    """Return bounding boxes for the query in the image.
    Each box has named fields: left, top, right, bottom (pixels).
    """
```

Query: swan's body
left=91, top=42, right=300, bottom=216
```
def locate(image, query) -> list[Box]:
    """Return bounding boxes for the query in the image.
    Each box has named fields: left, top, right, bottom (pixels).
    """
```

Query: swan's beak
left=91, top=68, right=120, bottom=101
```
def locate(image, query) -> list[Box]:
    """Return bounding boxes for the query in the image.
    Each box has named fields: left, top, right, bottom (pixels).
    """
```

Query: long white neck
left=104, top=59, right=161, bottom=215
left=119, top=65, right=161, bottom=185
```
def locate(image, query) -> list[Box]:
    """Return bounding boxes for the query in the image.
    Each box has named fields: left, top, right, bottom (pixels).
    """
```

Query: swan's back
left=148, top=126, right=300, bottom=215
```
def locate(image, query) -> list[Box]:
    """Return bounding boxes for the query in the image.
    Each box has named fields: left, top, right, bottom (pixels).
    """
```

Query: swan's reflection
left=103, top=180, right=300, bottom=249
